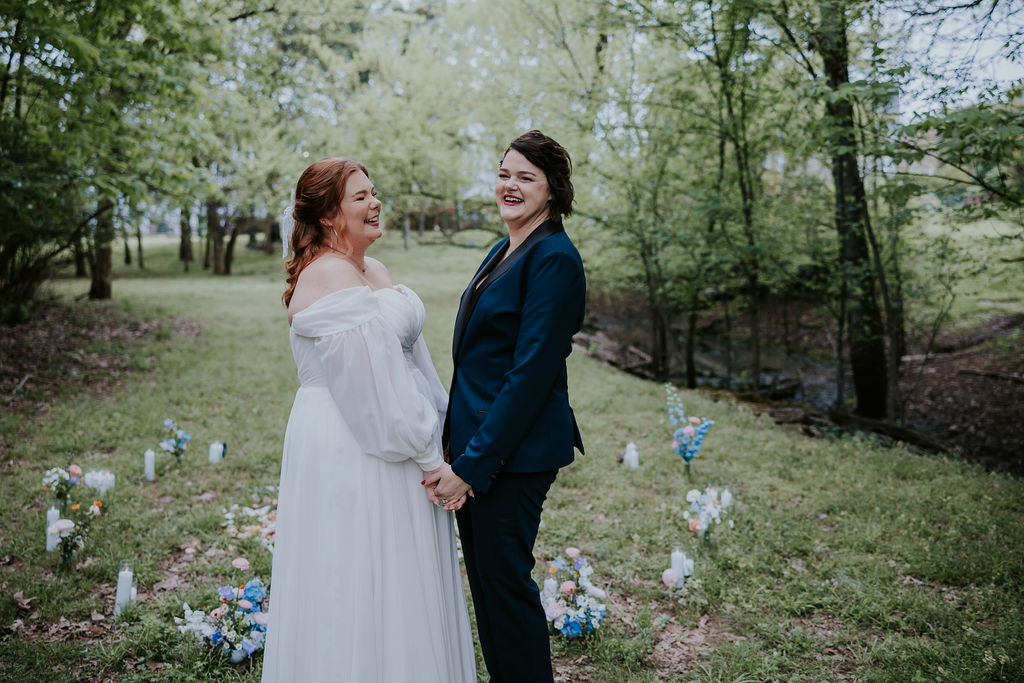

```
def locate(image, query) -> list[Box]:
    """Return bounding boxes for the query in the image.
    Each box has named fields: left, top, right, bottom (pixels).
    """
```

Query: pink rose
left=545, top=602, right=566, bottom=620
left=237, top=599, right=253, bottom=610
left=231, top=557, right=250, bottom=570
left=251, top=612, right=269, bottom=626
left=565, top=547, right=581, bottom=559
left=661, top=568, right=681, bottom=588
left=68, top=465, right=83, bottom=478
left=689, top=518, right=700, bottom=533
left=682, top=425, right=696, bottom=437
left=689, top=416, right=702, bottom=425
left=559, top=581, right=576, bottom=595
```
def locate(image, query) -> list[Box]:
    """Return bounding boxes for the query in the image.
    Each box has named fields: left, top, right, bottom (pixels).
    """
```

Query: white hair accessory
left=280, top=195, right=295, bottom=259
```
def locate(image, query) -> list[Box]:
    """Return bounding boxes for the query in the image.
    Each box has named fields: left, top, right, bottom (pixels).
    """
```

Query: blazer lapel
left=451, top=220, right=563, bottom=361
left=451, top=241, right=508, bottom=359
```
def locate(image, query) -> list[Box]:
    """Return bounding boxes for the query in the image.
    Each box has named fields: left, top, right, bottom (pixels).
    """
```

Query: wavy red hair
left=283, top=157, right=370, bottom=306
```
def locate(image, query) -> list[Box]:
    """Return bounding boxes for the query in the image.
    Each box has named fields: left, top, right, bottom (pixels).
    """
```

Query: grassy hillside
left=1, top=232, right=1021, bottom=681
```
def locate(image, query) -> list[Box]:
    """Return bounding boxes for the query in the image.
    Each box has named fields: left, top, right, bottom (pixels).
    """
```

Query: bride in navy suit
left=424, top=130, right=586, bottom=682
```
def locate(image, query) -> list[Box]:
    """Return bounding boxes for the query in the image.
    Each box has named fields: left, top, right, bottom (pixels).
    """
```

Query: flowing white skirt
left=261, top=386, right=476, bottom=682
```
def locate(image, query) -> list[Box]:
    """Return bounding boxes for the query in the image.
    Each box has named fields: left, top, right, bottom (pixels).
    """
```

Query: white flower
left=685, top=489, right=701, bottom=503
left=159, top=438, right=176, bottom=452
left=50, top=519, right=75, bottom=537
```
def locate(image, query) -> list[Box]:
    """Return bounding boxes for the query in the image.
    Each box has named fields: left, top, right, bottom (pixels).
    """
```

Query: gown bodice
left=289, top=284, right=425, bottom=387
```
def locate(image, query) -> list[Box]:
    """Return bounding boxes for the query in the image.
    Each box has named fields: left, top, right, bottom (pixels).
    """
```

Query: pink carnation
left=237, top=599, right=253, bottom=610
left=251, top=612, right=269, bottom=626
left=231, top=557, right=250, bottom=570
left=682, top=425, right=696, bottom=437
left=68, top=465, right=83, bottom=478
left=689, top=416, right=702, bottom=425
left=661, top=568, right=681, bottom=588
left=545, top=601, right=566, bottom=620
left=559, top=581, right=576, bottom=595
left=565, top=547, right=581, bottom=559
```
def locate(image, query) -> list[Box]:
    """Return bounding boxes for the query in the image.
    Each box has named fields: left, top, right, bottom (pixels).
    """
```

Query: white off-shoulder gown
left=261, top=285, right=476, bottom=683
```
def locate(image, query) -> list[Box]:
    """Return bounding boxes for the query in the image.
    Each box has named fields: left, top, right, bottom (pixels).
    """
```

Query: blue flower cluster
left=177, top=577, right=268, bottom=661
left=665, top=383, right=714, bottom=462
left=540, top=552, right=608, bottom=639
left=160, top=418, right=192, bottom=462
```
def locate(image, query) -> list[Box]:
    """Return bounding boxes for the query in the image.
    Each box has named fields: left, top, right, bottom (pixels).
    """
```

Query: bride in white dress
left=261, top=157, right=476, bottom=682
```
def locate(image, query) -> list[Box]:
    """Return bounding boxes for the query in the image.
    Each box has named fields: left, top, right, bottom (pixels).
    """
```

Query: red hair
left=283, top=157, right=370, bottom=306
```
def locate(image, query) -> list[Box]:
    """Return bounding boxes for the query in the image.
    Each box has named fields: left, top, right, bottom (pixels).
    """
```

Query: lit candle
left=208, top=441, right=224, bottom=464
left=144, top=449, right=155, bottom=481
left=46, top=506, right=59, bottom=552
left=114, top=560, right=134, bottom=615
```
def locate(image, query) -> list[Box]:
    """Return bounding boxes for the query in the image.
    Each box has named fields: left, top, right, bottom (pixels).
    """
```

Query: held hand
left=435, top=464, right=472, bottom=503
left=422, top=466, right=443, bottom=505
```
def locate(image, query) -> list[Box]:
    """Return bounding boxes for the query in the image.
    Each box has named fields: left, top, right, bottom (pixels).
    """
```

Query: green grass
left=3, top=232, right=1023, bottom=681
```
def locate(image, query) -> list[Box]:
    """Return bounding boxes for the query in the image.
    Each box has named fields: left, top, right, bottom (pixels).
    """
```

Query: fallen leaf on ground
left=13, top=591, right=37, bottom=610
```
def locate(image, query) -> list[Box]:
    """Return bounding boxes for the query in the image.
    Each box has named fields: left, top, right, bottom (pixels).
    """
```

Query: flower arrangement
left=160, top=418, right=192, bottom=464
left=43, top=464, right=82, bottom=508
left=539, top=547, right=608, bottom=638
left=175, top=568, right=269, bottom=664
left=684, top=486, right=734, bottom=542
left=665, top=384, right=714, bottom=471
left=48, top=500, right=103, bottom=569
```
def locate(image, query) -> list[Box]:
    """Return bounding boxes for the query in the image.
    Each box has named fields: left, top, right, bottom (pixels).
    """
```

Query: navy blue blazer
left=444, top=220, right=586, bottom=493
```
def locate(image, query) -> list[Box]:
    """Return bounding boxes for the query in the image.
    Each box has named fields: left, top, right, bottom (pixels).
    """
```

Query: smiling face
left=329, top=170, right=381, bottom=251
left=495, top=148, right=552, bottom=232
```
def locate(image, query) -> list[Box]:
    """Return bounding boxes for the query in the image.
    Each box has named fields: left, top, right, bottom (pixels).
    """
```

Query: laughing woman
left=262, top=157, right=475, bottom=682
left=425, top=130, right=587, bottom=682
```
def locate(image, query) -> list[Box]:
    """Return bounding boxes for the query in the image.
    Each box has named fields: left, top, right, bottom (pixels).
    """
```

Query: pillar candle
left=114, top=561, right=134, bottom=615
left=670, top=544, right=684, bottom=575
left=144, top=449, right=155, bottom=481
left=46, top=506, right=59, bottom=552
left=209, top=441, right=224, bottom=464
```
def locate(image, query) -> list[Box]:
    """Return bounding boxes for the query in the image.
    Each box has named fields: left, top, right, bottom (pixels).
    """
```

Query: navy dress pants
left=456, top=470, right=558, bottom=683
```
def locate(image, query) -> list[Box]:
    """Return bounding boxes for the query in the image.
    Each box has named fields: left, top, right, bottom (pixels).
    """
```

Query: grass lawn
left=2, top=232, right=1022, bottom=681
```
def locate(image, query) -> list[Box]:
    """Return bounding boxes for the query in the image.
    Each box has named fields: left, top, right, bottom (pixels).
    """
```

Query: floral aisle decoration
left=539, top=547, right=608, bottom=638
left=159, top=418, right=192, bottom=464
left=684, top=486, right=734, bottom=543
left=43, top=464, right=81, bottom=511
left=48, top=500, right=104, bottom=569
left=665, top=383, right=714, bottom=474
left=43, top=462, right=105, bottom=566
left=175, top=562, right=269, bottom=664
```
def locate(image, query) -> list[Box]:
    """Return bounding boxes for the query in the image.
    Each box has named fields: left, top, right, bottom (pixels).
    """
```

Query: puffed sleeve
left=411, top=334, right=448, bottom=429
left=292, top=288, right=443, bottom=470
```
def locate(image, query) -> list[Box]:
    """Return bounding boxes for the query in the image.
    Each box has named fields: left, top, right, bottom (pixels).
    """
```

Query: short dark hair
left=504, top=130, right=574, bottom=221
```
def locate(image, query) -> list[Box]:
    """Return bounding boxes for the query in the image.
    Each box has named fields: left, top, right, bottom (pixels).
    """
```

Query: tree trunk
left=685, top=306, right=698, bottom=389
left=224, top=220, right=240, bottom=275
left=135, top=225, right=144, bottom=269
left=207, top=200, right=226, bottom=274
left=816, top=0, right=888, bottom=418
left=73, top=239, right=88, bottom=277
left=89, top=200, right=115, bottom=300
left=122, top=228, right=132, bottom=266
left=403, top=215, right=411, bottom=250
left=179, top=207, right=193, bottom=272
